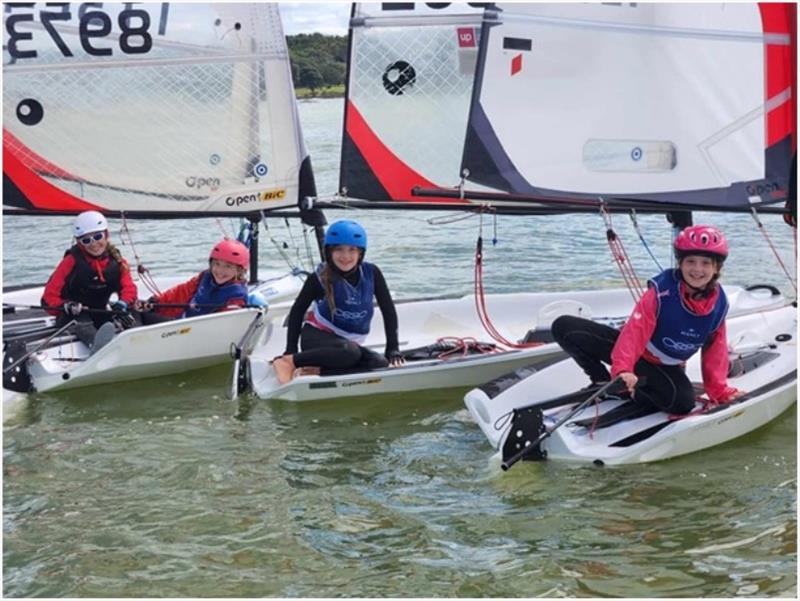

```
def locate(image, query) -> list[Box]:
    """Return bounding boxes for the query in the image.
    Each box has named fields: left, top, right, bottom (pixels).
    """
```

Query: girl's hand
left=387, top=351, right=405, bottom=368
left=619, top=371, right=638, bottom=393
left=134, top=298, right=155, bottom=312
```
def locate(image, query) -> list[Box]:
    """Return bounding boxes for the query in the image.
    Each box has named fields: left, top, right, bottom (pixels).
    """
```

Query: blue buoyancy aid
left=184, top=270, right=248, bottom=318
left=645, top=268, right=729, bottom=364
left=310, top=262, right=375, bottom=342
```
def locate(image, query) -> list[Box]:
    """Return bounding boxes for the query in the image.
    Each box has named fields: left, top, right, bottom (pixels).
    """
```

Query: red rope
left=601, top=208, right=644, bottom=301
left=473, top=236, right=543, bottom=349
left=435, top=336, right=498, bottom=359
left=667, top=396, right=730, bottom=421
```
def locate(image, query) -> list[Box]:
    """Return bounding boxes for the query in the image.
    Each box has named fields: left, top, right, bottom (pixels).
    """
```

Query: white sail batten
left=3, top=3, right=306, bottom=214
left=461, top=3, right=795, bottom=208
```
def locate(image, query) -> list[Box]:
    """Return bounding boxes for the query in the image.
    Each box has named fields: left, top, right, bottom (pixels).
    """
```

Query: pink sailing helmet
left=210, top=239, right=250, bottom=268
left=674, top=225, right=728, bottom=262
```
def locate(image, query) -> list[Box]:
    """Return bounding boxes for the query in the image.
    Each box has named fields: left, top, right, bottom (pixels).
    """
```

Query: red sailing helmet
left=210, top=239, right=250, bottom=268
left=674, top=225, right=729, bottom=262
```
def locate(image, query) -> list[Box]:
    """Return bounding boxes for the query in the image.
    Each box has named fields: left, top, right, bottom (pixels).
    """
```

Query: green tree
left=298, top=65, right=324, bottom=95
left=287, top=33, right=348, bottom=90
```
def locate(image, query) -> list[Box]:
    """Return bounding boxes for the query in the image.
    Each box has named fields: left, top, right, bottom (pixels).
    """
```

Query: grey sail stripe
left=500, top=12, right=791, bottom=45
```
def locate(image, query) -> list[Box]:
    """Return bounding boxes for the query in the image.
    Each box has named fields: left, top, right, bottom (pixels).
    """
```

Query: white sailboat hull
left=3, top=271, right=303, bottom=397
left=465, top=305, right=797, bottom=465
left=26, top=308, right=266, bottom=392
left=248, top=284, right=789, bottom=402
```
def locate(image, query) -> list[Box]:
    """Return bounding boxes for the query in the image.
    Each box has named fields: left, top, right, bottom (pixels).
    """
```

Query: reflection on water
left=3, top=98, right=797, bottom=597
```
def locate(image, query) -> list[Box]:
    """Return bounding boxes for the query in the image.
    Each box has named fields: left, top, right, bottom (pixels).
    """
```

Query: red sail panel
left=345, top=100, right=467, bottom=204
left=759, top=2, right=797, bottom=151
left=3, top=140, right=100, bottom=212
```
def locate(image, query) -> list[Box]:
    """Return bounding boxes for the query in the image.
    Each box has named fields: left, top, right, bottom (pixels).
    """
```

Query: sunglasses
left=79, top=232, right=106, bottom=245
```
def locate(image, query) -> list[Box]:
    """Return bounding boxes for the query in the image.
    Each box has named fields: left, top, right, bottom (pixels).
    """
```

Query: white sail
left=3, top=3, right=309, bottom=214
left=461, top=3, right=795, bottom=208
left=341, top=2, right=489, bottom=202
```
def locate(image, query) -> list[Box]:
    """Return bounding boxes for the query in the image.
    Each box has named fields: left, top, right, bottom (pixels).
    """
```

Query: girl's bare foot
left=293, top=366, right=321, bottom=378
left=272, top=355, right=296, bottom=384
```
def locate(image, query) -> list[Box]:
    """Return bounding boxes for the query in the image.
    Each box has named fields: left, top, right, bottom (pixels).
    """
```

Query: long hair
left=106, top=242, right=130, bottom=274
left=319, top=262, right=336, bottom=315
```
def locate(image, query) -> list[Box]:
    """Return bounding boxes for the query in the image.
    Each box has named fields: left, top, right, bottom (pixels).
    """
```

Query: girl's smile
left=679, top=255, right=717, bottom=289
left=210, top=258, right=240, bottom=284
left=79, top=230, right=109, bottom=257
left=331, top=245, right=360, bottom=272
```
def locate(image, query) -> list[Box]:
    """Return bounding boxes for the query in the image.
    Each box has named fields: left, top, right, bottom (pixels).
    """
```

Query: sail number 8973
left=5, top=3, right=170, bottom=59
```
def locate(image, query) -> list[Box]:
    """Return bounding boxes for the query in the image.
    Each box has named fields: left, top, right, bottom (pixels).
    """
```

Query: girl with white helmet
left=271, top=220, right=404, bottom=385
left=41, top=211, right=137, bottom=353
left=551, top=224, right=743, bottom=415
left=135, top=238, right=251, bottom=322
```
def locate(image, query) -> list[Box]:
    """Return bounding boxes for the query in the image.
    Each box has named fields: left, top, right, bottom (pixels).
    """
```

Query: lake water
left=2, top=98, right=797, bottom=597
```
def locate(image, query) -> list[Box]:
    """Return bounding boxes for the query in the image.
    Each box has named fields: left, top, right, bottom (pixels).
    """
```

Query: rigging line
left=283, top=218, right=305, bottom=269
left=629, top=210, right=663, bottom=271
left=301, top=226, right=316, bottom=272
left=264, top=220, right=297, bottom=272
left=215, top=218, right=233, bottom=241
left=601, top=205, right=644, bottom=301
left=426, top=211, right=479, bottom=226
left=118, top=212, right=161, bottom=296
left=749, top=208, right=798, bottom=295
left=472, top=228, right=543, bottom=350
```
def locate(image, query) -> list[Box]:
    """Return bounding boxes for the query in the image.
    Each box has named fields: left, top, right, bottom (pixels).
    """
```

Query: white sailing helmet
left=73, top=211, right=108, bottom=237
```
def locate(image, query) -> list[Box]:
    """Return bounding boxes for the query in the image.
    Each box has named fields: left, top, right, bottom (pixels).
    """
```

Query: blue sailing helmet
left=324, top=220, right=367, bottom=250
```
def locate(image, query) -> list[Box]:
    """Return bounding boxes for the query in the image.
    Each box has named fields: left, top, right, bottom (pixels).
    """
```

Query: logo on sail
left=503, top=37, right=531, bottom=76
left=224, top=189, right=287, bottom=207
left=185, top=176, right=220, bottom=191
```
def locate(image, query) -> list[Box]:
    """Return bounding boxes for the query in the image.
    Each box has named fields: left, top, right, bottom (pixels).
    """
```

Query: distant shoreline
left=295, top=85, right=344, bottom=99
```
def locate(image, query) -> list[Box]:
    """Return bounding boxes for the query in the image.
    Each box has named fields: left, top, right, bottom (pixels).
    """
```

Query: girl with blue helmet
left=272, top=220, right=404, bottom=384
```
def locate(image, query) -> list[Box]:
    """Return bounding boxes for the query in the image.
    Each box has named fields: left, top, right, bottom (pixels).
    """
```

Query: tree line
left=287, top=33, right=348, bottom=94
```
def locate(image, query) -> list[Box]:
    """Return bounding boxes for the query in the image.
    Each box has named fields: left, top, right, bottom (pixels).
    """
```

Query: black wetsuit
left=284, top=265, right=400, bottom=375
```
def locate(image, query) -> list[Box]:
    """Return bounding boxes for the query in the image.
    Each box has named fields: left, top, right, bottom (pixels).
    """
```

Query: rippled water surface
left=3, top=98, right=797, bottom=597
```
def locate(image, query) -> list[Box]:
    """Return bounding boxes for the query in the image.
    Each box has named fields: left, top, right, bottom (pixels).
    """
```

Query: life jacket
left=645, top=268, right=729, bottom=364
left=62, top=246, right=122, bottom=309
left=184, top=270, right=247, bottom=318
left=309, top=262, right=375, bottom=343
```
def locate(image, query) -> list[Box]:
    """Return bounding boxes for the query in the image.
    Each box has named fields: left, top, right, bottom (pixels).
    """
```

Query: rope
left=215, top=217, right=233, bottom=240
left=667, top=396, right=729, bottom=421
left=434, top=336, right=499, bottom=359
left=601, top=206, right=644, bottom=301
left=629, top=210, right=663, bottom=271
left=473, top=214, right=543, bottom=349
left=750, top=208, right=797, bottom=295
left=118, top=213, right=161, bottom=296
left=264, top=219, right=299, bottom=271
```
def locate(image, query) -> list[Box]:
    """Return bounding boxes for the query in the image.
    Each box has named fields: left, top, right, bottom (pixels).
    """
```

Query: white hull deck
left=464, top=305, right=797, bottom=466
left=2, top=270, right=303, bottom=400
left=247, top=284, right=789, bottom=402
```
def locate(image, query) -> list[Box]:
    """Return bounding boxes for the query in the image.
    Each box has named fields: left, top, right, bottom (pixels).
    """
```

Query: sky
left=279, top=2, right=351, bottom=36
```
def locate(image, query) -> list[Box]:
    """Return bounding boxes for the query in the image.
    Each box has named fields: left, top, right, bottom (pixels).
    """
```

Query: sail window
left=582, top=139, right=677, bottom=173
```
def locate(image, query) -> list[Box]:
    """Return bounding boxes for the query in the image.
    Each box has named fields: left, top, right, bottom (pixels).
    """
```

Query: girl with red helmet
left=271, top=220, right=404, bottom=385
left=41, top=211, right=137, bottom=353
left=136, top=239, right=250, bottom=322
left=551, top=225, right=742, bottom=415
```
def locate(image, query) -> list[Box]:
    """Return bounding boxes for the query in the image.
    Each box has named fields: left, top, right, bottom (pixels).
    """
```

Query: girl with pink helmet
left=136, top=239, right=251, bottom=322
left=551, top=224, right=742, bottom=415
